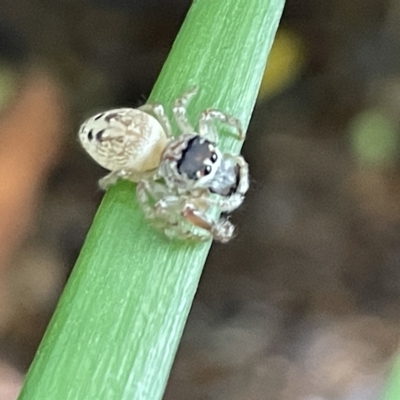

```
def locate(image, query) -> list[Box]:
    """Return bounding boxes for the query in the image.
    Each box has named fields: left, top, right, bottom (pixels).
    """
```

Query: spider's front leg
left=138, top=180, right=194, bottom=239
left=137, top=181, right=194, bottom=239
left=137, top=181, right=234, bottom=242
left=181, top=201, right=235, bottom=243
left=136, top=179, right=175, bottom=224
left=198, top=108, right=244, bottom=143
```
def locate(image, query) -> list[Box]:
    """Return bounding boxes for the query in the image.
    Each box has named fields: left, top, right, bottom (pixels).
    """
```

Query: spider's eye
left=204, top=165, right=212, bottom=175
left=210, top=152, right=218, bottom=163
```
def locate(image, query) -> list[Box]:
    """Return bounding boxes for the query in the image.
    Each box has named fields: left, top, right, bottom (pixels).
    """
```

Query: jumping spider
left=79, top=87, right=249, bottom=243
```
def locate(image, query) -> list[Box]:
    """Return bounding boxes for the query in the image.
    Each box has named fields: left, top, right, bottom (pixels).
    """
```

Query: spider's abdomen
left=79, top=108, right=168, bottom=172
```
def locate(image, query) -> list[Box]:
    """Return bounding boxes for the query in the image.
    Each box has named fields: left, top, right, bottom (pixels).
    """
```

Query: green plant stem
left=18, top=1, right=285, bottom=399
left=384, top=357, right=400, bottom=399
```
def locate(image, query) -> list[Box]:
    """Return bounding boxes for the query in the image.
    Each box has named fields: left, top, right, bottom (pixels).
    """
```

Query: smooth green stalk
left=384, top=357, right=400, bottom=399
left=18, top=1, right=285, bottom=399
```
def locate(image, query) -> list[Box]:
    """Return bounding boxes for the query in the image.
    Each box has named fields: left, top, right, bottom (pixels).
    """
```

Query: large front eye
left=210, top=152, right=218, bottom=163
left=204, top=165, right=212, bottom=175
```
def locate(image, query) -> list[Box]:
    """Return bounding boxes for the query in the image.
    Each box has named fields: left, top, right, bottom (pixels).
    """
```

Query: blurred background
left=0, top=0, right=400, bottom=399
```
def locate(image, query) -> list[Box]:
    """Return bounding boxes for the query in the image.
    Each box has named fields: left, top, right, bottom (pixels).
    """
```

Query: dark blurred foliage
left=1, top=0, right=191, bottom=111
left=1, top=0, right=400, bottom=399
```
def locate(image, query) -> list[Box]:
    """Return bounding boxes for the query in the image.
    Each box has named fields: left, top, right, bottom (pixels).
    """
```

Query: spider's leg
left=182, top=201, right=235, bottom=243
left=138, top=183, right=193, bottom=239
left=173, top=86, right=199, bottom=134
left=136, top=180, right=156, bottom=221
left=99, top=169, right=156, bottom=189
left=139, top=103, right=173, bottom=138
left=198, top=108, right=244, bottom=142
left=136, top=179, right=170, bottom=222
left=138, top=178, right=234, bottom=242
left=99, top=171, right=121, bottom=190
left=137, top=180, right=190, bottom=237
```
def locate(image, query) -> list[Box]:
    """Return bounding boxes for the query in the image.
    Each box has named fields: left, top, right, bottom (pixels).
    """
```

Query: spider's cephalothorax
left=79, top=87, right=249, bottom=243
left=159, top=135, right=223, bottom=190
